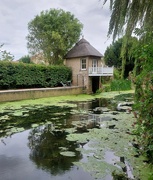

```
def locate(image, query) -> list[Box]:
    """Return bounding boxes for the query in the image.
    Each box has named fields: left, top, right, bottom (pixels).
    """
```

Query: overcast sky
left=0, top=0, right=112, bottom=60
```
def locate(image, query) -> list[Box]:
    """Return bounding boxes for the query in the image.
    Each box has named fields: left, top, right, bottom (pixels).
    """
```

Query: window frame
left=80, top=58, right=86, bottom=70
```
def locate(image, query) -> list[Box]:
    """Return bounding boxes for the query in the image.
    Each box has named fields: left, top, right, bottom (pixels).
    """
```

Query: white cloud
left=0, top=0, right=112, bottom=60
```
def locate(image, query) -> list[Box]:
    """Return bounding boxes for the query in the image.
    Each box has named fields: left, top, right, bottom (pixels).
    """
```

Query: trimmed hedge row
left=0, top=61, right=72, bottom=89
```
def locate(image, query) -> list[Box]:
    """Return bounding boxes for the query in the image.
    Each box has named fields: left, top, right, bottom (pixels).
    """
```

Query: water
left=0, top=130, right=94, bottom=180
left=0, top=95, right=135, bottom=180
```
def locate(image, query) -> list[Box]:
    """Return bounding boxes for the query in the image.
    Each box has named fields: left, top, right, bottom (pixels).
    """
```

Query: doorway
left=92, top=76, right=99, bottom=93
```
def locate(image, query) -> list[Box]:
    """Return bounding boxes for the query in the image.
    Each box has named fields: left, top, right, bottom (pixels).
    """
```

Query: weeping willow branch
left=103, top=0, right=153, bottom=40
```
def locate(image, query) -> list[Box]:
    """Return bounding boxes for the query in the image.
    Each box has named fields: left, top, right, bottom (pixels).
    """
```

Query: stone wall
left=0, top=86, right=84, bottom=102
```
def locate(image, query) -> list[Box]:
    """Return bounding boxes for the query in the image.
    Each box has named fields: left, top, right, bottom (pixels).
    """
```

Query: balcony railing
left=88, top=66, right=114, bottom=76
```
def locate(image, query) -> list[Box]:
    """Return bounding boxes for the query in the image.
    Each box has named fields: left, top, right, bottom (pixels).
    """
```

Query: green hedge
left=0, top=61, right=72, bottom=89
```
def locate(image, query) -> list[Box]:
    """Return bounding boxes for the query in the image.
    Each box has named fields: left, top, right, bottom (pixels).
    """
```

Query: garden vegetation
left=0, top=61, right=72, bottom=89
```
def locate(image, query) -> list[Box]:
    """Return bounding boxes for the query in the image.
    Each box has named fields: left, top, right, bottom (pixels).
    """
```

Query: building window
left=81, top=58, right=86, bottom=70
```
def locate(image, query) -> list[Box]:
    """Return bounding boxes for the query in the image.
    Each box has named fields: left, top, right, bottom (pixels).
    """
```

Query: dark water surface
left=0, top=131, right=95, bottom=180
left=0, top=95, right=134, bottom=180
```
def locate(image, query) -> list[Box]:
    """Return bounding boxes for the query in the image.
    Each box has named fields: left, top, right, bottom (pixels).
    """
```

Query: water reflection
left=0, top=130, right=94, bottom=180
left=0, top=102, right=100, bottom=180
left=28, top=125, right=82, bottom=175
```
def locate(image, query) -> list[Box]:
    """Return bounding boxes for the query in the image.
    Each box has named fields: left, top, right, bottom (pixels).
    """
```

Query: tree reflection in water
left=28, top=124, right=82, bottom=175
left=27, top=100, right=105, bottom=176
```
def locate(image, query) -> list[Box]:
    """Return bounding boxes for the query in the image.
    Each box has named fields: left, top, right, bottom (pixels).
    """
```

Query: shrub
left=0, top=61, right=72, bottom=89
left=113, top=68, right=121, bottom=80
left=110, top=79, right=131, bottom=91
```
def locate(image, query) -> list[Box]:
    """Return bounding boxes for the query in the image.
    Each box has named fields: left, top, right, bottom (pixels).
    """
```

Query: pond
left=0, top=92, right=147, bottom=180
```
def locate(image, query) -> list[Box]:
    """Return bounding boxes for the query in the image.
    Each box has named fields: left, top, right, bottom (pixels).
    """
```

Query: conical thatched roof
left=65, top=38, right=103, bottom=59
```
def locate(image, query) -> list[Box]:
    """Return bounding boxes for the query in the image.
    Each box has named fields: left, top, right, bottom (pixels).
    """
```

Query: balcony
left=88, top=66, right=114, bottom=76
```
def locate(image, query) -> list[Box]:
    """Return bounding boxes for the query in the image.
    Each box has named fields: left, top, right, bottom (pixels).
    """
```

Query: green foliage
left=133, top=42, right=153, bottom=162
left=104, top=38, right=122, bottom=68
left=102, top=84, right=111, bottom=92
left=19, top=55, right=31, bottom=63
left=102, top=79, right=131, bottom=92
left=0, top=61, right=72, bottom=89
left=0, top=44, right=14, bottom=61
left=102, top=0, right=153, bottom=80
left=27, top=8, right=83, bottom=65
left=104, top=36, right=137, bottom=78
left=112, top=170, right=128, bottom=180
left=110, top=79, right=131, bottom=91
left=95, top=88, right=103, bottom=94
left=113, top=68, right=121, bottom=80
left=103, top=0, right=153, bottom=41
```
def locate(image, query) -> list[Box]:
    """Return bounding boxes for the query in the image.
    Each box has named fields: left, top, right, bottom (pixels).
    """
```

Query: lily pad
left=65, top=128, right=77, bottom=134
left=59, top=147, right=68, bottom=151
left=0, top=115, right=10, bottom=121
left=60, top=151, right=76, bottom=157
left=66, top=133, right=89, bottom=143
left=31, top=124, right=39, bottom=128
left=11, top=111, right=23, bottom=116
left=6, top=127, right=25, bottom=135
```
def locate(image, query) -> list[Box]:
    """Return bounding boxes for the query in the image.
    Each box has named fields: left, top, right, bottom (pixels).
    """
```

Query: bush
left=113, top=68, right=121, bottom=80
left=102, top=84, right=111, bottom=92
left=0, top=61, right=72, bottom=89
left=110, top=79, right=131, bottom=91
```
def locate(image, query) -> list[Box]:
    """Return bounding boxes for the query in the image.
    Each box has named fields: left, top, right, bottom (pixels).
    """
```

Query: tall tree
left=27, top=9, right=83, bottom=65
left=104, top=36, right=138, bottom=78
left=103, top=0, right=153, bottom=78
left=104, top=38, right=122, bottom=68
